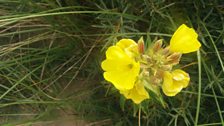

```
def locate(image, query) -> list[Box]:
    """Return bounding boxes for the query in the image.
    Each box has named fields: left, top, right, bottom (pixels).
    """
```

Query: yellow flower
left=101, top=39, right=140, bottom=90
left=170, top=24, right=201, bottom=54
left=162, top=69, right=190, bottom=96
left=120, top=81, right=149, bottom=104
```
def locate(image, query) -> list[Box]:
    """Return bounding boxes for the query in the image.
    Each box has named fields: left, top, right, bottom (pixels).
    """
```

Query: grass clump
left=0, top=0, right=223, bottom=126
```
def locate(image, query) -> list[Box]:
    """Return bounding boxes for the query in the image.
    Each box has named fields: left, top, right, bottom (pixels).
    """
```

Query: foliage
left=0, top=0, right=223, bottom=126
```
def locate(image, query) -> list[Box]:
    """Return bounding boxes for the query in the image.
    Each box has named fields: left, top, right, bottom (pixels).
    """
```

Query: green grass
left=0, top=0, right=224, bottom=126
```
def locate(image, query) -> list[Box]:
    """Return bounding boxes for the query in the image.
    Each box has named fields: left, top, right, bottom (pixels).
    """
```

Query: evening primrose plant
left=101, top=24, right=201, bottom=105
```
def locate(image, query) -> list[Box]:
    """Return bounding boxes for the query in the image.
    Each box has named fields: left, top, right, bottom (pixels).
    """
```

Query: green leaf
left=119, top=95, right=126, bottom=111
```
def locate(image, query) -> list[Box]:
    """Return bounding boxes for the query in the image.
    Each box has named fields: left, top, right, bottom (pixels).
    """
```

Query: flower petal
left=162, top=71, right=183, bottom=96
left=135, top=82, right=149, bottom=96
left=116, top=39, right=137, bottom=50
left=105, top=46, right=126, bottom=59
left=101, top=44, right=140, bottom=90
left=116, top=39, right=138, bottom=58
left=162, top=86, right=180, bottom=96
left=120, top=82, right=149, bottom=104
left=103, top=62, right=140, bottom=90
left=172, top=69, right=190, bottom=88
left=170, top=24, right=201, bottom=54
left=101, top=59, right=132, bottom=72
left=162, top=69, right=190, bottom=96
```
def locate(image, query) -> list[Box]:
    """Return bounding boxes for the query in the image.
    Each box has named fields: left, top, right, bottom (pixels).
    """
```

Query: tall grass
left=0, top=0, right=223, bottom=126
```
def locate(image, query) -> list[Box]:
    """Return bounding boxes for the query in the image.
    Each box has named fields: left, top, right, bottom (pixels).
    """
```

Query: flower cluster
left=101, top=24, right=201, bottom=104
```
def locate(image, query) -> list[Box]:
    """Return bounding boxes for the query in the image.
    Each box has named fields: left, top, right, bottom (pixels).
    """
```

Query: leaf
left=119, top=95, right=126, bottom=111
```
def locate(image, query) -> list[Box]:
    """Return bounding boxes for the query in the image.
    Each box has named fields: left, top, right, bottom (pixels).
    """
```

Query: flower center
left=128, top=64, right=133, bottom=69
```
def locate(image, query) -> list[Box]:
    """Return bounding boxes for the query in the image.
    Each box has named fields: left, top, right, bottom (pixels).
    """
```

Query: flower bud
left=138, top=37, right=145, bottom=54
left=153, top=39, right=163, bottom=52
left=166, top=53, right=182, bottom=65
left=162, top=46, right=170, bottom=56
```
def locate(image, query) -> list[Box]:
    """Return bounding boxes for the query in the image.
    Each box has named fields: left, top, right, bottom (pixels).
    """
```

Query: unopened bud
left=142, top=55, right=151, bottom=63
left=161, top=65, right=172, bottom=71
left=138, top=37, right=145, bottom=54
left=150, top=76, right=162, bottom=85
left=155, top=70, right=164, bottom=79
left=162, top=46, right=170, bottom=56
left=153, top=39, right=163, bottom=52
left=166, top=53, right=182, bottom=65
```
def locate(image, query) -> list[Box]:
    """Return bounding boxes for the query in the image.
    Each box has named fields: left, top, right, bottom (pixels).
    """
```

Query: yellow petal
left=103, top=62, right=140, bottom=90
left=162, top=71, right=183, bottom=96
left=172, top=69, right=190, bottom=88
left=101, top=58, right=133, bottom=72
left=116, top=39, right=137, bottom=50
left=170, top=24, right=201, bottom=54
left=162, top=69, right=190, bottom=96
left=116, top=39, right=138, bottom=57
left=120, top=82, right=149, bottom=104
left=162, top=86, right=179, bottom=96
left=102, top=46, right=135, bottom=71
left=101, top=44, right=140, bottom=90
left=105, top=46, right=126, bottom=59
left=135, top=82, right=149, bottom=96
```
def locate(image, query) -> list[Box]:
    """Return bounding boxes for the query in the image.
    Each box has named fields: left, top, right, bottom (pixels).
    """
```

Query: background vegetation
left=0, top=0, right=223, bottom=126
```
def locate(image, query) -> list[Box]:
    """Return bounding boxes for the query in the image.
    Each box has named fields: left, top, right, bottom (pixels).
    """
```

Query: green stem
left=138, top=105, right=141, bottom=126
left=194, top=50, right=202, bottom=126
